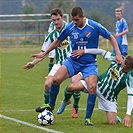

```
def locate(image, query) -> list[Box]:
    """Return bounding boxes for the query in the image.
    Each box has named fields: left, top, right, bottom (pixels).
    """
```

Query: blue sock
left=49, top=84, right=60, bottom=107
left=85, top=93, right=97, bottom=119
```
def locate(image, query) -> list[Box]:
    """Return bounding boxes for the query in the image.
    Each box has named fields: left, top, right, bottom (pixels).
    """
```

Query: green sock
left=48, top=62, right=54, bottom=72
left=64, top=87, right=73, bottom=102
left=73, top=92, right=81, bottom=107
left=44, top=91, right=49, bottom=104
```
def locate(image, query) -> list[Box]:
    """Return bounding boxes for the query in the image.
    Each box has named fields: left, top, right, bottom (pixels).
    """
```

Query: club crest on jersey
left=86, top=32, right=91, bottom=37
left=110, top=69, right=119, bottom=81
left=58, top=39, right=69, bottom=50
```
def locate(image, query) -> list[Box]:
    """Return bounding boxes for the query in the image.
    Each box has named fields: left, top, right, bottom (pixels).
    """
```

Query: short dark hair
left=71, top=6, right=83, bottom=17
left=125, top=56, right=133, bottom=69
left=50, top=8, right=63, bottom=17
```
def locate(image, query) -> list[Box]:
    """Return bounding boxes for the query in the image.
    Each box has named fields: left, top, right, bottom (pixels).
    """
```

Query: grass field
left=1, top=45, right=133, bottom=133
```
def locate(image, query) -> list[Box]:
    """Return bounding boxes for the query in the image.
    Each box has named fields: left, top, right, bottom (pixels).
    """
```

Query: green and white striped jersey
left=42, top=21, right=70, bottom=64
left=98, top=52, right=133, bottom=102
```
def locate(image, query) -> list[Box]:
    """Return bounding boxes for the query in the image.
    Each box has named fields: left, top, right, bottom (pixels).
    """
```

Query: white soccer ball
left=38, top=110, right=54, bottom=126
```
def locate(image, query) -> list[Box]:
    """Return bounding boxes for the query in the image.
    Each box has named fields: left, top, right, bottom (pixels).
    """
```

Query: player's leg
left=97, top=88, right=122, bottom=124
left=84, top=65, right=98, bottom=126
left=35, top=64, right=61, bottom=112
left=70, top=73, right=82, bottom=118
left=72, top=92, right=81, bottom=118
left=49, top=65, right=70, bottom=108
left=57, top=79, right=84, bottom=114
left=36, top=75, right=53, bottom=112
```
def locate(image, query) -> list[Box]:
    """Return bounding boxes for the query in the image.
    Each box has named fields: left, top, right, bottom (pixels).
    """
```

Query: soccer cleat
left=84, top=118, right=94, bottom=126
left=35, top=104, right=54, bottom=113
left=116, top=116, right=122, bottom=124
left=72, top=106, right=79, bottom=118
left=57, top=100, right=71, bottom=114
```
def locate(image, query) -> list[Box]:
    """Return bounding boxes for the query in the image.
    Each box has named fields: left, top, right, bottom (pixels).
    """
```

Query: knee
left=52, top=77, right=61, bottom=85
left=44, top=81, right=50, bottom=92
left=108, top=119, right=116, bottom=125
left=67, top=85, right=74, bottom=91
left=88, top=83, right=97, bottom=94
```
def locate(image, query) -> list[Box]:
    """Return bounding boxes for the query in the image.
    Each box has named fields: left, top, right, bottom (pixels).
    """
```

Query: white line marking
left=0, top=114, right=63, bottom=133
left=0, top=107, right=126, bottom=112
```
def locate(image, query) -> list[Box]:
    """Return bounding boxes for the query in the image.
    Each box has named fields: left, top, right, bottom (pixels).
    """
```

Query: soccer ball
left=38, top=110, right=54, bottom=126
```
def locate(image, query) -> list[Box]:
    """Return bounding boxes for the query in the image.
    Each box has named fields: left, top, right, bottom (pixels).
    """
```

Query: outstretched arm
left=31, top=39, right=61, bottom=58
left=23, top=52, right=44, bottom=70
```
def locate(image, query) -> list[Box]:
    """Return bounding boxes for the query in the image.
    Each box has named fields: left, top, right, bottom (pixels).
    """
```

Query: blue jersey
left=116, top=18, right=128, bottom=46
left=58, top=18, right=111, bottom=64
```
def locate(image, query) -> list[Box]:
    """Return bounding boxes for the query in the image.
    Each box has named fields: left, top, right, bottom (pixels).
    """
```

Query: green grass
left=1, top=46, right=133, bottom=133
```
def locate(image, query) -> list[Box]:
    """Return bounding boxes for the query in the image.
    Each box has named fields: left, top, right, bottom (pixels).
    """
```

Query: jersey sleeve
left=122, top=18, right=128, bottom=30
left=126, top=70, right=133, bottom=115
left=97, top=23, right=111, bottom=39
left=41, top=33, right=53, bottom=52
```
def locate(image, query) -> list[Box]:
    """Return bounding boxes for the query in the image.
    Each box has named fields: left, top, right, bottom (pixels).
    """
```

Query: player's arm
left=31, top=39, right=61, bottom=58
left=114, top=29, right=129, bottom=38
left=108, top=35, right=122, bottom=64
left=23, top=51, right=44, bottom=70
left=123, top=80, right=133, bottom=127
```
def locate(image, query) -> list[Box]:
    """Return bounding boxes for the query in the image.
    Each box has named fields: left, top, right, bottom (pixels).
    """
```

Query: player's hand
left=116, top=54, right=123, bottom=64
left=72, top=50, right=85, bottom=58
left=113, top=34, right=119, bottom=38
left=31, top=52, right=46, bottom=58
left=23, top=62, right=35, bottom=70
left=122, top=114, right=131, bottom=127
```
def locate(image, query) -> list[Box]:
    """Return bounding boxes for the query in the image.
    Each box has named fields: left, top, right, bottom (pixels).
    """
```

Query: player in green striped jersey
left=47, top=20, right=68, bottom=72
left=58, top=49, right=133, bottom=127
left=23, top=8, right=81, bottom=117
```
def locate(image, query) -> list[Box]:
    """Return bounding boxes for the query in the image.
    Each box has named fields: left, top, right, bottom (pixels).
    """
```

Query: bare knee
left=52, top=77, right=61, bottom=86
left=88, top=83, right=97, bottom=94
left=44, top=81, right=50, bottom=92
left=108, top=119, right=116, bottom=125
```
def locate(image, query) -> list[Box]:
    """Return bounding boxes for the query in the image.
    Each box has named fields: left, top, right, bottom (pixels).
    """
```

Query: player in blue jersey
left=31, top=7, right=122, bottom=125
left=23, top=8, right=81, bottom=118
left=59, top=48, right=133, bottom=127
left=112, top=8, right=129, bottom=56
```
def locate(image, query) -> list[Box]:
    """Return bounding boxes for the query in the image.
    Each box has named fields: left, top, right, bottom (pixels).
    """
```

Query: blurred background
left=0, top=0, right=133, bottom=47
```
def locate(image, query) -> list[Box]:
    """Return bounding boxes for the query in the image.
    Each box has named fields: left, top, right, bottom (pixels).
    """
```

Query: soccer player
left=61, top=48, right=133, bottom=127
left=112, top=8, right=129, bottom=56
left=31, top=7, right=122, bottom=125
left=23, top=8, right=81, bottom=117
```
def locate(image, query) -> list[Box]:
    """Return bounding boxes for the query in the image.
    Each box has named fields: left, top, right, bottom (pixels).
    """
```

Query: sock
left=48, top=62, right=54, bottom=72
left=44, top=91, right=49, bottom=104
left=64, top=87, right=73, bottom=102
left=85, top=93, right=97, bottom=119
left=73, top=92, right=81, bottom=108
left=49, top=84, right=60, bottom=107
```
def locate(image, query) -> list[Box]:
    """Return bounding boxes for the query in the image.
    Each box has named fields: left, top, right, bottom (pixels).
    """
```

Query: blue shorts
left=62, top=57, right=98, bottom=79
left=112, top=45, right=128, bottom=55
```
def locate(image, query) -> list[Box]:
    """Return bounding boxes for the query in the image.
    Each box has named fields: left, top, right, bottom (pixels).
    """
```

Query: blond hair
left=115, top=8, right=122, bottom=13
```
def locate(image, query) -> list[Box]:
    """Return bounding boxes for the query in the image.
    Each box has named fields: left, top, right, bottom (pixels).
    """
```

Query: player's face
left=51, top=14, right=63, bottom=30
left=115, top=12, right=122, bottom=20
left=72, top=15, right=84, bottom=28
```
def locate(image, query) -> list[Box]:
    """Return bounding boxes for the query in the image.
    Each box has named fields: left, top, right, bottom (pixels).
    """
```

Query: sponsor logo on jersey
left=58, top=39, right=69, bottom=50
left=110, top=69, right=119, bottom=81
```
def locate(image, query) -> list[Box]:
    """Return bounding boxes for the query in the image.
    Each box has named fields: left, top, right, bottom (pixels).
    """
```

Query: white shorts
left=48, top=49, right=55, bottom=58
left=48, top=64, right=61, bottom=76
left=80, top=80, right=117, bottom=113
